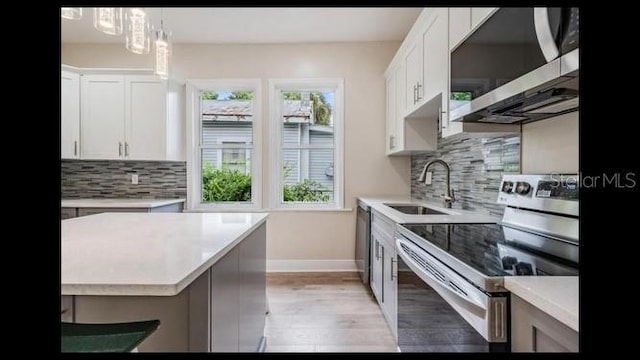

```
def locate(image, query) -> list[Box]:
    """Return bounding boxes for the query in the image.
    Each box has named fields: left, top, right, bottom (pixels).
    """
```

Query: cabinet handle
left=125, top=142, right=129, bottom=157
left=390, top=135, right=395, bottom=150
left=119, top=142, right=123, bottom=157
left=73, top=141, right=78, bottom=156
left=390, top=258, right=397, bottom=280
left=416, top=82, right=422, bottom=102
left=413, top=84, right=417, bottom=104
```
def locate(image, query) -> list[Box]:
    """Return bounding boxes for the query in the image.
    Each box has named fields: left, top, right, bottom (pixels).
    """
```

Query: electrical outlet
left=131, top=174, right=139, bottom=185
left=425, top=171, right=433, bottom=185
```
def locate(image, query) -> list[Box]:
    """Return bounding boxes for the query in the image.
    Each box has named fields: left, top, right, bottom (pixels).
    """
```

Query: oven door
left=396, top=237, right=509, bottom=352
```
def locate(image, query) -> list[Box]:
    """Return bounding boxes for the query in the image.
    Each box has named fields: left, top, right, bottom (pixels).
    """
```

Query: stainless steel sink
left=383, top=203, right=447, bottom=215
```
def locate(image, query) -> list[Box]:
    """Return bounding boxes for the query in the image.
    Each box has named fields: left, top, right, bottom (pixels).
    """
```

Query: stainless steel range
left=395, top=174, right=579, bottom=352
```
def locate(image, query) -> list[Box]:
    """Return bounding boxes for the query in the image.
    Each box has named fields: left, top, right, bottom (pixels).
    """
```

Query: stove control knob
left=515, top=182, right=531, bottom=195
left=501, top=181, right=514, bottom=193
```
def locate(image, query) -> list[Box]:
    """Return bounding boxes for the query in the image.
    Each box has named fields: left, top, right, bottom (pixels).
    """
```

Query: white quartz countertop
left=504, top=276, right=579, bottom=332
left=61, top=198, right=185, bottom=208
left=61, top=212, right=268, bottom=296
left=357, top=196, right=500, bottom=224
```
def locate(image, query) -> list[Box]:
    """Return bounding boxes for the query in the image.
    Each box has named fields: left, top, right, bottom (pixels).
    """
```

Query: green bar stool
left=61, top=320, right=160, bottom=353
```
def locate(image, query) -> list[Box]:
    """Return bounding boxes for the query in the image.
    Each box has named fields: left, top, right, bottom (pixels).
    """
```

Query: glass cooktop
left=400, top=223, right=578, bottom=278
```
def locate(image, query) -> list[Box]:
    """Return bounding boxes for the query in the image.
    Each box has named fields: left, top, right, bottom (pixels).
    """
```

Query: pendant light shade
left=93, top=8, right=123, bottom=35
left=154, top=29, right=171, bottom=79
left=125, top=8, right=150, bottom=55
left=61, top=8, right=82, bottom=20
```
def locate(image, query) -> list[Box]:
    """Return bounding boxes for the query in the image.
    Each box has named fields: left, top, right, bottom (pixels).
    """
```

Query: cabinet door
left=422, top=8, right=448, bottom=105
left=394, top=64, right=405, bottom=151
left=471, top=7, right=497, bottom=30
left=370, top=232, right=384, bottom=304
left=449, top=7, right=471, bottom=50
left=81, top=75, right=125, bottom=159
left=238, top=224, right=266, bottom=352
left=381, top=239, right=397, bottom=340
left=385, top=74, right=397, bottom=154
left=61, top=71, right=80, bottom=159
left=404, top=41, right=423, bottom=112
left=211, top=246, right=240, bottom=352
left=125, top=76, right=167, bottom=160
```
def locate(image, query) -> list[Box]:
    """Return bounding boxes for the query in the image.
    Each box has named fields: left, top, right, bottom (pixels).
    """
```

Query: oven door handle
left=396, top=238, right=487, bottom=311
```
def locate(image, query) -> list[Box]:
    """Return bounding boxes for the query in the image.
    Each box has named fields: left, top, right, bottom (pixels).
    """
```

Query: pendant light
left=61, top=8, right=82, bottom=20
left=125, top=8, right=150, bottom=55
left=93, top=8, right=123, bottom=35
left=154, top=9, right=171, bottom=79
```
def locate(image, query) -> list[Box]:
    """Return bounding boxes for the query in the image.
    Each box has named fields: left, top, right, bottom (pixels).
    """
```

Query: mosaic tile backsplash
left=411, top=134, right=520, bottom=218
left=61, top=160, right=187, bottom=199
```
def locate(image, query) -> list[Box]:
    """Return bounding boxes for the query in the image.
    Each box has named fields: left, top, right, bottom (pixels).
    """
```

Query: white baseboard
left=267, top=260, right=357, bottom=272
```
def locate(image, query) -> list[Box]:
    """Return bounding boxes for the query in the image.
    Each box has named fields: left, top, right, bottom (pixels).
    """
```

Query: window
left=269, top=79, right=344, bottom=209
left=186, top=79, right=262, bottom=209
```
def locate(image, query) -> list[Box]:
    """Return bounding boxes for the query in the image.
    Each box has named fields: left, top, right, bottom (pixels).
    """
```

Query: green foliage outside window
left=202, top=163, right=251, bottom=202
left=201, top=162, right=331, bottom=203
left=229, top=91, right=253, bottom=100
left=283, top=179, right=330, bottom=202
left=202, top=91, right=219, bottom=100
left=282, top=162, right=330, bottom=202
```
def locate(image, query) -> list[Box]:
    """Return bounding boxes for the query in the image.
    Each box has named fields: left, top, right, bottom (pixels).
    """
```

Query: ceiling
left=61, top=8, right=422, bottom=44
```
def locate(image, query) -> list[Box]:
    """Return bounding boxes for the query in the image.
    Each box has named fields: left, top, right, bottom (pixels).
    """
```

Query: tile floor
left=264, top=272, right=398, bottom=353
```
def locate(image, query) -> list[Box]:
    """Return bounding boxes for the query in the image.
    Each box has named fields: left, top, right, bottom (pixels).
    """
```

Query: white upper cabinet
left=404, top=40, right=423, bottom=113
left=79, top=72, right=184, bottom=161
left=81, top=74, right=126, bottom=160
left=421, top=8, right=448, bottom=106
left=125, top=76, right=167, bottom=160
left=61, top=70, right=80, bottom=159
left=449, top=8, right=471, bottom=50
left=471, top=7, right=497, bottom=29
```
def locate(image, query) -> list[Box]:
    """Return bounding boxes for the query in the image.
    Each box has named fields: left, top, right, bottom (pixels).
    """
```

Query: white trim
left=185, top=79, right=262, bottom=211
left=268, top=78, right=345, bottom=210
left=267, top=260, right=357, bottom=272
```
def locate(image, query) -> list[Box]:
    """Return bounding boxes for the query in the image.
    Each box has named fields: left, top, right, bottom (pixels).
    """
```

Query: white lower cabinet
left=511, top=294, right=578, bottom=352
left=370, top=210, right=398, bottom=341
left=380, top=238, right=397, bottom=340
left=370, top=231, right=384, bottom=303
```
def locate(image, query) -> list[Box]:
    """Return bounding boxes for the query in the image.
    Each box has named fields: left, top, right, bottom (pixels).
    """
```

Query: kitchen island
left=61, top=212, right=268, bottom=352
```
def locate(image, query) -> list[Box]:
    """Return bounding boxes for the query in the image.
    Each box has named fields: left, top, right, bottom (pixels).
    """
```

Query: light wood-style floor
left=264, top=272, right=398, bottom=353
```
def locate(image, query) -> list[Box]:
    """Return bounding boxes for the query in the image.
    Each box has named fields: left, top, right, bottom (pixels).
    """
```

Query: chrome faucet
left=418, top=159, right=455, bottom=208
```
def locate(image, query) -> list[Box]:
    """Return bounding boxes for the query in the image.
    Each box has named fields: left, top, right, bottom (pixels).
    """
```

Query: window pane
left=282, top=149, right=334, bottom=203
left=281, top=91, right=334, bottom=146
left=201, top=91, right=254, bottom=147
left=201, top=148, right=252, bottom=203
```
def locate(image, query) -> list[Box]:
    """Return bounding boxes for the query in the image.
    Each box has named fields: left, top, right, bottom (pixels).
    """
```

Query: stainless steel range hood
left=451, top=49, right=579, bottom=124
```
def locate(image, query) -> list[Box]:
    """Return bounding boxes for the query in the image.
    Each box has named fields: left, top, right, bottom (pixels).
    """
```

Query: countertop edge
left=61, top=198, right=186, bottom=209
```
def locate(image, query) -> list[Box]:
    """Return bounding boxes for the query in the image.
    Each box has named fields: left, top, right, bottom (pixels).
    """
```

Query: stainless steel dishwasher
left=355, top=202, right=371, bottom=283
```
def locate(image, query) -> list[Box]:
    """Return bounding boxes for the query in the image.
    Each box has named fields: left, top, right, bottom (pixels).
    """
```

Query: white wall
left=521, top=112, right=579, bottom=174
left=62, top=42, right=411, bottom=270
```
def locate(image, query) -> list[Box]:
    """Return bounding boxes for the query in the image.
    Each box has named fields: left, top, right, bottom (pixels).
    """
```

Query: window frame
left=268, top=78, right=344, bottom=209
left=186, top=79, right=262, bottom=210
